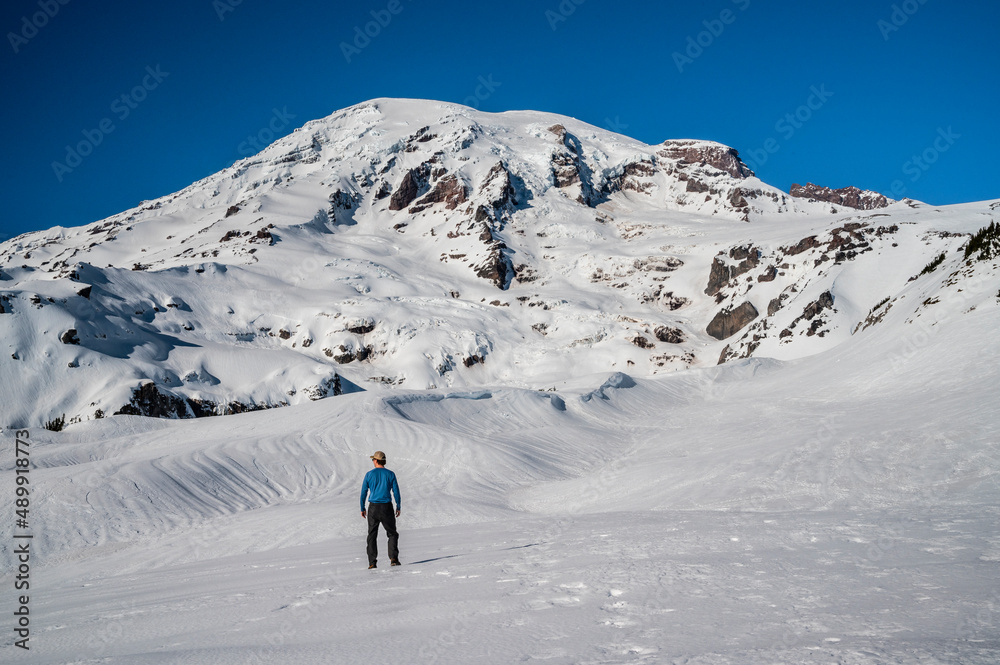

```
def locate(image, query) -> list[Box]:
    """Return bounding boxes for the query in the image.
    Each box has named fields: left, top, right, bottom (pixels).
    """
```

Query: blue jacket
left=361, top=467, right=400, bottom=510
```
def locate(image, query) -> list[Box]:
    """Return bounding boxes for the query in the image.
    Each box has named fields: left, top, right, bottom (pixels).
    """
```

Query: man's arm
left=360, top=474, right=369, bottom=517
left=392, top=474, right=401, bottom=517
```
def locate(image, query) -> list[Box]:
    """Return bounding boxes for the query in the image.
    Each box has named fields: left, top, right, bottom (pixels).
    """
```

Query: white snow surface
left=0, top=98, right=998, bottom=663
left=3, top=303, right=999, bottom=663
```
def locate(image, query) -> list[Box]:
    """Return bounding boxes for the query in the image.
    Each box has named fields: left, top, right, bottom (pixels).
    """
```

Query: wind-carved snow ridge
left=383, top=390, right=493, bottom=420
left=0, top=96, right=997, bottom=428
left=581, top=371, right=637, bottom=402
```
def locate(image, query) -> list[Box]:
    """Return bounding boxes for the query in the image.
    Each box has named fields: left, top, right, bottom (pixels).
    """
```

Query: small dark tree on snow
left=919, top=252, right=946, bottom=276
left=965, top=221, right=999, bottom=262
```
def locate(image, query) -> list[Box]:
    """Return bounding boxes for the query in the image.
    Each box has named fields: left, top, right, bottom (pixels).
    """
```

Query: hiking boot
left=390, top=559, right=401, bottom=566
left=368, top=563, right=377, bottom=569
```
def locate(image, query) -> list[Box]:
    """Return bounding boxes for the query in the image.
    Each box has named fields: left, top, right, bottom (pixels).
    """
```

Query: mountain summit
left=1, top=98, right=995, bottom=427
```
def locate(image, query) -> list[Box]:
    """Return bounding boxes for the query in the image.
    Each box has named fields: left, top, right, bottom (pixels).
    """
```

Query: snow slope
left=2, top=256, right=998, bottom=663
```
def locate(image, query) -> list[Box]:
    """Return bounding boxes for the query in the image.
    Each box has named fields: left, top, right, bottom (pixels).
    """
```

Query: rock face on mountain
left=0, top=97, right=991, bottom=428
left=790, top=182, right=891, bottom=210
left=657, top=140, right=754, bottom=179
left=706, top=302, right=759, bottom=340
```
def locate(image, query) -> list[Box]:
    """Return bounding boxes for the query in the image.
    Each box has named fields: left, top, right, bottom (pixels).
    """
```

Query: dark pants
left=366, top=502, right=399, bottom=565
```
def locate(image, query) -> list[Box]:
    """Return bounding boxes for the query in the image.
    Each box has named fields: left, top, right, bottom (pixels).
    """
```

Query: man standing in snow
left=360, top=450, right=401, bottom=568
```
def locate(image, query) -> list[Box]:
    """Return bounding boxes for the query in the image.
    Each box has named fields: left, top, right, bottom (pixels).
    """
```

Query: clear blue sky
left=2, top=0, right=997, bottom=241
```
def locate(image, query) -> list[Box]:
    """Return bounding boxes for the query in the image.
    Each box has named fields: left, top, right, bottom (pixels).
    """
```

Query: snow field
left=2, top=294, right=998, bottom=663
left=6, top=510, right=999, bottom=664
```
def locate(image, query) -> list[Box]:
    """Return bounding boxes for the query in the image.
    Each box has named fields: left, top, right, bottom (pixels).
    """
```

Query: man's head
left=370, top=450, right=386, bottom=467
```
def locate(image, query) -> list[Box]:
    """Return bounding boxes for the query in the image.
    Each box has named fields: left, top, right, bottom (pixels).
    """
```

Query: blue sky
left=2, top=0, right=997, bottom=241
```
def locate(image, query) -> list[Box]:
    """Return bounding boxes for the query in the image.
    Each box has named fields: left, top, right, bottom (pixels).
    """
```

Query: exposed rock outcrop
left=599, top=159, right=659, bottom=198
left=328, top=189, right=361, bottom=224
left=112, top=375, right=345, bottom=420
left=388, top=164, right=431, bottom=211
left=783, top=235, right=821, bottom=256
left=621, top=160, right=657, bottom=194
left=657, top=140, right=754, bottom=179
left=480, top=161, right=519, bottom=210
left=410, top=174, right=468, bottom=213
left=473, top=161, right=525, bottom=231
left=780, top=291, right=837, bottom=339
left=472, top=238, right=514, bottom=289
left=757, top=265, right=778, bottom=282
left=790, top=183, right=891, bottom=210
left=303, top=374, right=343, bottom=399
left=705, top=257, right=730, bottom=296
left=332, top=344, right=373, bottom=364
left=346, top=319, right=375, bottom=335
left=780, top=224, right=875, bottom=263
left=707, top=302, right=759, bottom=340
left=654, top=326, right=685, bottom=344
left=768, top=294, right=789, bottom=316
left=728, top=245, right=760, bottom=279
left=548, top=124, right=595, bottom=205
left=114, top=382, right=196, bottom=418
left=802, top=291, right=835, bottom=320
left=705, top=246, right=759, bottom=296
left=631, top=335, right=654, bottom=349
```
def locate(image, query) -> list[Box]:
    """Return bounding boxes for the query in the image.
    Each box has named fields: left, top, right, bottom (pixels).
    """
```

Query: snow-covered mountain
left=2, top=98, right=1000, bottom=664
left=1, top=98, right=997, bottom=428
